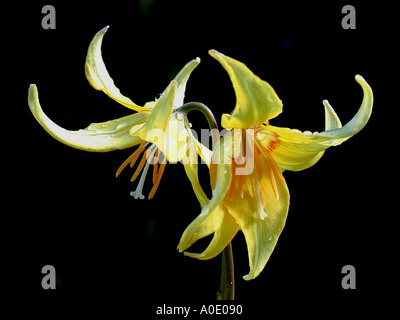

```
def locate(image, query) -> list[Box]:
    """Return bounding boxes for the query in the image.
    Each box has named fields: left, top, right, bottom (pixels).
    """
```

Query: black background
left=6, top=0, right=396, bottom=317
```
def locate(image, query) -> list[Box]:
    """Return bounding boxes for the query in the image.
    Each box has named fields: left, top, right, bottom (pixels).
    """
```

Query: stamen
left=241, top=129, right=247, bottom=158
left=267, top=153, right=286, bottom=187
left=148, top=161, right=166, bottom=199
left=117, top=142, right=167, bottom=199
left=115, top=142, right=147, bottom=177
left=130, top=142, right=147, bottom=167
left=272, top=162, right=286, bottom=186
left=152, top=148, right=159, bottom=184
left=263, top=153, right=286, bottom=200
left=255, top=182, right=268, bottom=220
left=131, top=147, right=153, bottom=182
left=268, top=162, right=279, bottom=201
left=258, top=182, right=267, bottom=208
left=254, top=151, right=263, bottom=182
left=130, top=145, right=157, bottom=199
left=238, top=171, right=245, bottom=198
left=254, top=136, right=286, bottom=200
left=228, top=162, right=236, bottom=199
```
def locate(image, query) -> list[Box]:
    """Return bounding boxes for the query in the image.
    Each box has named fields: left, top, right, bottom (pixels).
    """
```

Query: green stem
left=178, top=101, right=235, bottom=301
left=217, top=243, right=235, bottom=300
left=178, top=102, right=219, bottom=149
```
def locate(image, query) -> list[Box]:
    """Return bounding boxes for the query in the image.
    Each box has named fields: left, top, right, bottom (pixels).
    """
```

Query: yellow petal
left=226, top=154, right=290, bottom=280
left=137, top=81, right=185, bottom=161
left=137, top=80, right=176, bottom=138
left=141, top=57, right=200, bottom=110
left=181, top=135, right=211, bottom=208
left=264, top=102, right=340, bottom=171
left=323, top=100, right=342, bottom=130
left=184, top=209, right=239, bottom=260
left=28, top=84, right=146, bottom=152
left=209, top=49, right=283, bottom=129
left=319, top=75, right=373, bottom=142
left=85, top=26, right=148, bottom=112
left=179, top=125, right=212, bottom=208
left=171, top=57, right=200, bottom=108
left=268, top=75, right=373, bottom=171
left=177, top=161, right=232, bottom=254
left=161, top=112, right=187, bottom=163
left=183, top=162, right=209, bottom=209
left=266, top=128, right=327, bottom=171
left=186, top=126, right=212, bottom=167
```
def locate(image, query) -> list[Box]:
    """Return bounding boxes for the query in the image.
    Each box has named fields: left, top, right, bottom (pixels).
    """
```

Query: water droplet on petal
left=117, top=122, right=127, bottom=130
left=176, top=112, right=184, bottom=121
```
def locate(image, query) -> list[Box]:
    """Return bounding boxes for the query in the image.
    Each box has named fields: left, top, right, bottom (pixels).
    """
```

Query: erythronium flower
left=178, top=50, right=373, bottom=280
left=28, top=26, right=210, bottom=202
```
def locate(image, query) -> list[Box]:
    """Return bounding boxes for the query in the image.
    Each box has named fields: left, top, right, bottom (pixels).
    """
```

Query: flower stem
left=178, top=102, right=219, bottom=148
left=217, top=243, right=235, bottom=300
left=179, top=101, right=235, bottom=300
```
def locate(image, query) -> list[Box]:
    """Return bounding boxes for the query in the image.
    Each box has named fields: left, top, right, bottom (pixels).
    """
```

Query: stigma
left=116, top=141, right=167, bottom=199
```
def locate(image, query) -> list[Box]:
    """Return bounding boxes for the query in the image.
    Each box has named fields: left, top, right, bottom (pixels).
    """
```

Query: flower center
left=116, top=141, right=167, bottom=199
left=227, top=127, right=285, bottom=219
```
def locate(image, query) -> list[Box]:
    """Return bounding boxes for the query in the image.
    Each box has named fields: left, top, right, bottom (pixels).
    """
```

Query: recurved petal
left=184, top=208, right=239, bottom=260
left=265, top=102, right=341, bottom=171
left=267, top=130, right=327, bottom=171
left=268, top=75, right=373, bottom=171
left=186, top=126, right=212, bottom=167
left=85, top=26, right=148, bottom=112
left=318, top=75, right=373, bottom=142
left=28, top=84, right=146, bottom=152
left=241, top=210, right=288, bottom=281
left=323, top=100, right=342, bottom=130
left=182, top=139, right=209, bottom=208
left=226, top=155, right=290, bottom=280
left=179, top=127, right=212, bottom=208
left=183, top=162, right=209, bottom=209
left=172, top=57, right=200, bottom=108
left=209, top=49, right=283, bottom=129
left=177, top=162, right=232, bottom=254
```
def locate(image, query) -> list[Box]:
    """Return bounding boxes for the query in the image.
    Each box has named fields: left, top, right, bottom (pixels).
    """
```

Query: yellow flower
left=28, top=26, right=210, bottom=202
left=178, top=50, right=373, bottom=280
